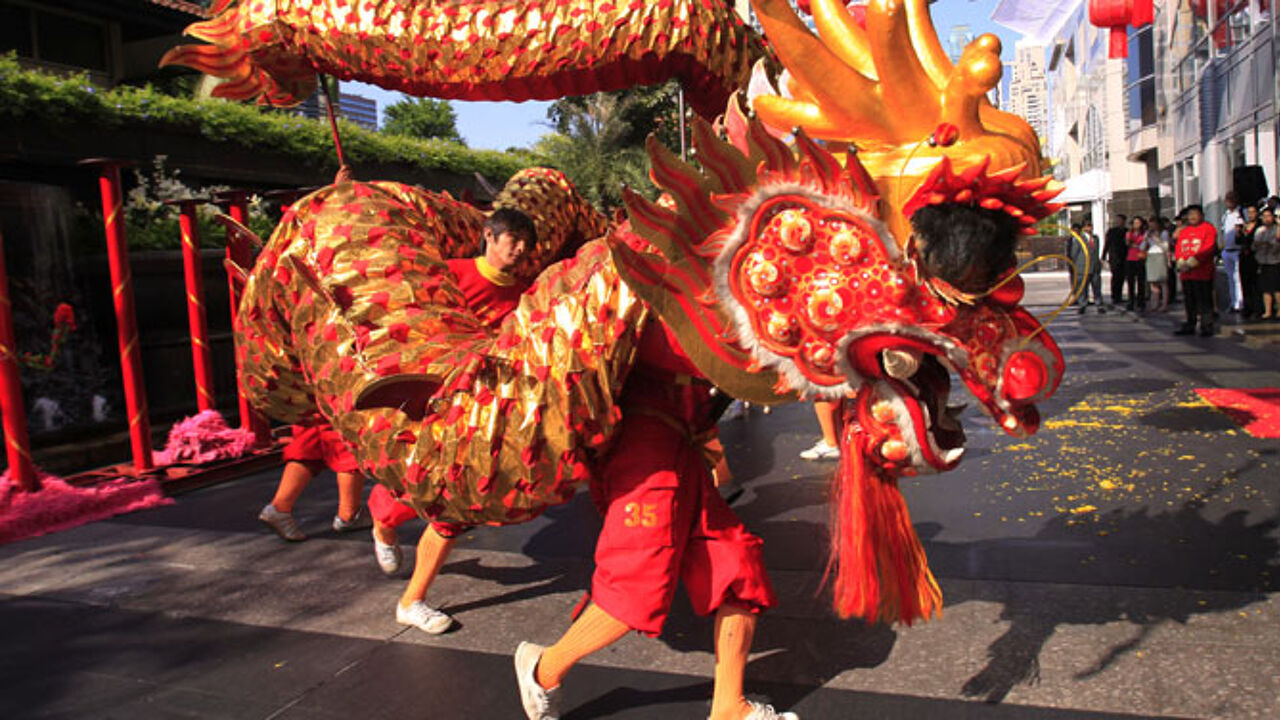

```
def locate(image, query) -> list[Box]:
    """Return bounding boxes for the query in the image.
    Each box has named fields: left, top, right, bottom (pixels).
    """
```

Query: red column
left=214, top=190, right=271, bottom=445
left=80, top=158, right=153, bottom=473
left=166, top=198, right=216, bottom=412
left=0, top=232, right=39, bottom=491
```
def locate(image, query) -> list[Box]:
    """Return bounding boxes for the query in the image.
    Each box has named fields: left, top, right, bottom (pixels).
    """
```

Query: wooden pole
left=80, top=158, right=154, bottom=473
left=214, top=190, right=271, bottom=445
left=166, top=198, right=216, bottom=412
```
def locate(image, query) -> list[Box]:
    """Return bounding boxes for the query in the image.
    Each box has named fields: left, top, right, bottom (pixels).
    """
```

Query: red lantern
left=1089, top=0, right=1133, bottom=59
left=1131, top=0, right=1154, bottom=26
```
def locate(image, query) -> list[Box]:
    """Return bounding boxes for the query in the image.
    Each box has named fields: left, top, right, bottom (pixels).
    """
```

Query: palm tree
left=536, top=86, right=678, bottom=209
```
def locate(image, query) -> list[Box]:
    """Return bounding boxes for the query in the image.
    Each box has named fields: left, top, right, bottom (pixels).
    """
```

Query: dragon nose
left=1001, top=350, right=1048, bottom=402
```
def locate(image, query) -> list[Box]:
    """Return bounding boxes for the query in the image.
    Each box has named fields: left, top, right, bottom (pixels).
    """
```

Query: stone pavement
left=2, top=277, right=1278, bottom=720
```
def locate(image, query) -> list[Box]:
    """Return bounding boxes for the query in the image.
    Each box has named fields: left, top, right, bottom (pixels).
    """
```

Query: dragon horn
left=751, top=0, right=895, bottom=142
left=864, top=0, right=941, bottom=135
left=810, top=0, right=877, bottom=79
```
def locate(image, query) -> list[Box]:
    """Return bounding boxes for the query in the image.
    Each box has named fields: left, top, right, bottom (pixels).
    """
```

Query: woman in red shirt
left=1124, top=216, right=1150, bottom=311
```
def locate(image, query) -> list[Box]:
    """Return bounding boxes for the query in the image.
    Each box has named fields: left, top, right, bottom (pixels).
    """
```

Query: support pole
left=677, top=87, right=688, bottom=162
left=166, top=198, right=215, bottom=412
left=214, top=190, right=271, bottom=446
left=0, top=231, right=39, bottom=491
left=80, top=158, right=154, bottom=473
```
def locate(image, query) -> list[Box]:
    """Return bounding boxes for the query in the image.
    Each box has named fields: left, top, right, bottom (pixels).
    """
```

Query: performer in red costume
left=367, top=207, right=536, bottom=634
left=514, top=318, right=794, bottom=720
left=258, top=422, right=367, bottom=541
left=1174, top=204, right=1219, bottom=337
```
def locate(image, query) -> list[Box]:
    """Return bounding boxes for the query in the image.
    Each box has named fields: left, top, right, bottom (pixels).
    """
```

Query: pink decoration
left=0, top=468, right=171, bottom=545
left=153, top=409, right=257, bottom=465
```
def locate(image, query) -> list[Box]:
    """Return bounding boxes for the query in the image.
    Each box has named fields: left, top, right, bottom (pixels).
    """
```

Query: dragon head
left=612, top=113, right=1063, bottom=481
left=610, top=0, right=1064, bottom=623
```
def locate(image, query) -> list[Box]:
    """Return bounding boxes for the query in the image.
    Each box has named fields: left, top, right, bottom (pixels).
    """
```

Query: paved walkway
left=2, top=286, right=1278, bottom=719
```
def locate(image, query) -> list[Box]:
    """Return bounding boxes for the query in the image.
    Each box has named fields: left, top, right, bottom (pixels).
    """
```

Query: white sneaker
left=258, top=504, right=306, bottom=541
left=396, top=600, right=453, bottom=634
left=332, top=509, right=371, bottom=532
left=735, top=701, right=798, bottom=720
left=373, top=530, right=403, bottom=575
left=798, top=439, right=840, bottom=461
left=514, top=641, right=560, bottom=720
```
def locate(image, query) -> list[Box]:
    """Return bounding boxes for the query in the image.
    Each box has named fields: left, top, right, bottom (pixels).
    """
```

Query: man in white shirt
left=1221, top=191, right=1245, bottom=312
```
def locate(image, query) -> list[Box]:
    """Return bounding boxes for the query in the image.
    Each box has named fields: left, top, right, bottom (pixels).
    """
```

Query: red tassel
left=826, top=422, right=942, bottom=625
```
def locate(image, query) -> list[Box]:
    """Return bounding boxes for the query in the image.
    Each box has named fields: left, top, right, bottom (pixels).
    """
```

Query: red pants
left=590, top=413, right=776, bottom=636
left=283, top=424, right=358, bottom=473
left=367, top=483, right=468, bottom=539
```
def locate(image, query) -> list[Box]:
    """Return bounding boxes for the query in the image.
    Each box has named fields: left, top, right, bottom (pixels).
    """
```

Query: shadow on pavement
left=932, top=502, right=1278, bottom=703
left=1138, top=404, right=1246, bottom=432
left=1066, top=377, right=1179, bottom=396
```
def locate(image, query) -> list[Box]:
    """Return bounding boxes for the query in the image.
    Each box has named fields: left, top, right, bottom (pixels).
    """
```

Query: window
left=0, top=4, right=32, bottom=57
left=1125, top=25, right=1157, bottom=133
left=1084, top=106, right=1106, bottom=171
left=0, top=1, right=110, bottom=73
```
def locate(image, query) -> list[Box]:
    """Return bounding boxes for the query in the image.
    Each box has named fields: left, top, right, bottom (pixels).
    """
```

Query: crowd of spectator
left=1065, top=194, right=1280, bottom=335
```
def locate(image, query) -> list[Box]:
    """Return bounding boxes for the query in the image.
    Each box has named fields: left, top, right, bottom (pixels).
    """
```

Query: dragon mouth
left=878, top=350, right=968, bottom=472
left=854, top=341, right=1051, bottom=475
left=844, top=340, right=968, bottom=475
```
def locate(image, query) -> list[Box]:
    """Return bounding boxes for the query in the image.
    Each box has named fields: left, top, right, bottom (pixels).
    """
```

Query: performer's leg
left=335, top=471, right=364, bottom=523
left=535, top=603, right=631, bottom=690
left=800, top=400, right=840, bottom=460
left=373, top=520, right=398, bottom=546
left=270, top=460, right=321, bottom=513
left=259, top=459, right=322, bottom=541
left=399, top=526, right=455, bottom=608
left=709, top=605, right=757, bottom=720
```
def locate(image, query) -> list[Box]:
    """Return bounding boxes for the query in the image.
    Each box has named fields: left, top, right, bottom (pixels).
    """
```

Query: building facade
left=1160, top=0, right=1276, bottom=220
left=997, top=0, right=1165, bottom=231
left=1000, top=0, right=1278, bottom=229
left=338, top=92, right=378, bottom=131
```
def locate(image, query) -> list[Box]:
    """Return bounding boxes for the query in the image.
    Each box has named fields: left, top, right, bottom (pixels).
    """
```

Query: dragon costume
left=165, top=0, right=1065, bottom=626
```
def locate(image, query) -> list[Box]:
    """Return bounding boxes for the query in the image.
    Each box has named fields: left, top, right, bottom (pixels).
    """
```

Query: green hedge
left=0, top=54, right=541, bottom=181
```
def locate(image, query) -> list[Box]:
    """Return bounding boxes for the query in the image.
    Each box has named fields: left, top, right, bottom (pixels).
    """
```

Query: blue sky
left=346, top=0, right=1024, bottom=150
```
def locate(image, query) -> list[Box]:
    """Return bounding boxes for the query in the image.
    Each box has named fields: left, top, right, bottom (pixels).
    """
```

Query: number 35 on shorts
left=623, top=502, right=659, bottom=528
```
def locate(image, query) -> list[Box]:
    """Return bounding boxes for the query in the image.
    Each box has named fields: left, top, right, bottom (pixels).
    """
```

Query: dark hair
left=910, top=204, right=1020, bottom=293
left=1184, top=204, right=1204, bottom=216
left=1070, top=222, right=1082, bottom=231
left=485, top=207, right=538, bottom=244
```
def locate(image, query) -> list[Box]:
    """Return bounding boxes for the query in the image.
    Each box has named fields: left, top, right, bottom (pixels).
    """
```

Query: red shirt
left=446, top=257, right=529, bottom=328
left=1174, top=223, right=1218, bottom=281
left=1125, top=230, right=1147, bottom=262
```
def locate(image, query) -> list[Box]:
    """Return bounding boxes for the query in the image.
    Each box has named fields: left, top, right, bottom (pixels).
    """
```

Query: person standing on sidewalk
left=1124, top=216, right=1150, bottom=311
left=1103, top=215, right=1129, bottom=306
left=1220, top=192, right=1246, bottom=313
left=1238, top=204, right=1262, bottom=319
left=1160, top=217, right=1179, bottom=306
left=1068, top=221, right=1105, bottom=313
left=1254, top=207, right=1280, bottom=319
left=1145, top=216, right=1170, bottom=312
left=1175, top=205, right=1219, bottom=337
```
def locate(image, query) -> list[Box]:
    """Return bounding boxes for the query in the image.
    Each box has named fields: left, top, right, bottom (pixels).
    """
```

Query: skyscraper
left=1008, top=42, right=1048, bottom=144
